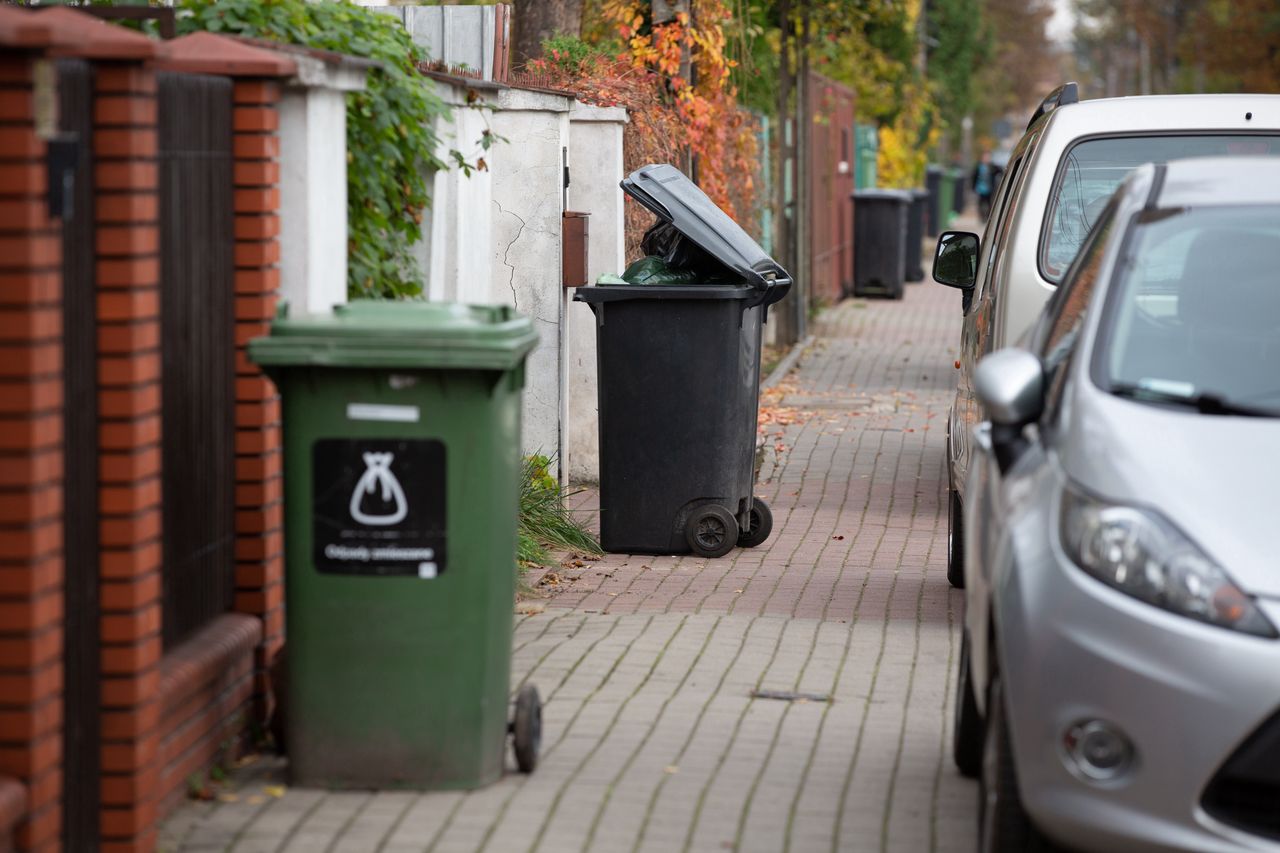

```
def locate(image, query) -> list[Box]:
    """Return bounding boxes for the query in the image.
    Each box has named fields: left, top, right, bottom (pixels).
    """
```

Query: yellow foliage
left=876, top=81, right=938, bottom=188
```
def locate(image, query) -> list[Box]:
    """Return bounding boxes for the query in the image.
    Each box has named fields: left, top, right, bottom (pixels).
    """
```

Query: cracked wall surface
left=490, top=91, right=572, bottom=471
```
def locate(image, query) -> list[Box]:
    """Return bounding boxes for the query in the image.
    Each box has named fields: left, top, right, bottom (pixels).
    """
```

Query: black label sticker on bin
left=311, top=438, right=446, bottom=577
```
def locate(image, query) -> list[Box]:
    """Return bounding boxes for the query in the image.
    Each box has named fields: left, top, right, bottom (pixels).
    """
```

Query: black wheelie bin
left=904, top=188, right=929, bottom=282
left=575, top=164, right=791, bottom=559
left=852, top=188, right=910, bottom=299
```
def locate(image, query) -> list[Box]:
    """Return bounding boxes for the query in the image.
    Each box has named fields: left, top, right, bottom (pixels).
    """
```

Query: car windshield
left=1096, top=204, right=1280, bottom=417
left=1042, top=135, right=1280, bottom=280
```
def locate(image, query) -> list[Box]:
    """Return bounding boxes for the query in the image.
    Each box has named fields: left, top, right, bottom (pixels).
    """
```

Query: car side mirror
left=933, top=231, right=980, bottom=290
left=975, top=349, right=1044, bottom=473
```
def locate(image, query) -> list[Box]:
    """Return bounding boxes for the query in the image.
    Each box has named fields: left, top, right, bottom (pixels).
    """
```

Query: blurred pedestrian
left=972, top=151, right=996, bottom=219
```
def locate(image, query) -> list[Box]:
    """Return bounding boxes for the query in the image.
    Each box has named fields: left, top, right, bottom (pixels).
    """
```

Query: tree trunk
left=511, top=0, right=584, bottom=68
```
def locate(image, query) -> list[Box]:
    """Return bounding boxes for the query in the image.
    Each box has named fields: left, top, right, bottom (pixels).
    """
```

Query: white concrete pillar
left=565, top=102, right=627, bottom=485
left=277, top=55, right=368, bottom=315
left=415, top=76, right=497, bottom=305
left=488, top=87, right=572, bottom=476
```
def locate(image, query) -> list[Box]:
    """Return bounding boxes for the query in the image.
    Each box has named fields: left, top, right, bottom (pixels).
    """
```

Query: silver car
left=944, top=157, right=1280, bottom=853
left=934, top=84, right=1280, bottom=589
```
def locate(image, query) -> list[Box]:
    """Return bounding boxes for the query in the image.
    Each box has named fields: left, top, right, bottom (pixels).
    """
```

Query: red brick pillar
left=230, top=79, right=285, bottom=725
left=93, top=63, right=163, bottom=853
left=0, top=52, right=65, bottom=853
left=152, top=27, right=295, bottom=761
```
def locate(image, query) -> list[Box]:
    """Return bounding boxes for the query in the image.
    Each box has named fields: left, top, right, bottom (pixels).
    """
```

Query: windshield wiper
left=1110, top=383, right=1280, bottom=418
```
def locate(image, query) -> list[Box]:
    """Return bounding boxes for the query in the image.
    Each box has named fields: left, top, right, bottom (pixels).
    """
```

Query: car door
left=952, top=135, right=1035, bottom=491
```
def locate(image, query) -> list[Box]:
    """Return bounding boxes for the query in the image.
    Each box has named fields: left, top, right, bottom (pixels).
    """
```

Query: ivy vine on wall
left=178, top=0, right=462, bottom=299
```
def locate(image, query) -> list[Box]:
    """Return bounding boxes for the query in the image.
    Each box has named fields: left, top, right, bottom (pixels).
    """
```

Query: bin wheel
left=738, top=498, right=773, bottom=548
left=685, top=505, right=739, bottom=558
left=512, top=684, right=541, bottom=773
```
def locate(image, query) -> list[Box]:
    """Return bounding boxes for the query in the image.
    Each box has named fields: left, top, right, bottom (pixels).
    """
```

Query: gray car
left=934, top=84, right=1280, bottom=590
left=942, top=157, right=1280, bottom=853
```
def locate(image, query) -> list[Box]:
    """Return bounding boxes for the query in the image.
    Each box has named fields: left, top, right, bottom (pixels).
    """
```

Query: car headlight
left=1059, top=484, right=1277, bottom=638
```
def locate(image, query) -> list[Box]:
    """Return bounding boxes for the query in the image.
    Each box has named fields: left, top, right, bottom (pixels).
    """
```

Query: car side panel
left=950, top=134, right=1039, bottom=497
left=962, top=421, right=995, bottom=714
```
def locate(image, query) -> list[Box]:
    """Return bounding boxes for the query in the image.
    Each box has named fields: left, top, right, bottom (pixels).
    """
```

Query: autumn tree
left=1184, top=0, right=1280, bottom=92
left=512, top=0, right=584, bottom=67
left=1070, top=0, right=1280, bottom=96
left=971, top=0, right=1059, bottom=134
left=926, top=0, right=987, bottom=150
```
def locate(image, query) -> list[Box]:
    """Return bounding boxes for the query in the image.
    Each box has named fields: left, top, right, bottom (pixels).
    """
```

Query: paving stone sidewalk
left=161, top=269, right=975, bottom=853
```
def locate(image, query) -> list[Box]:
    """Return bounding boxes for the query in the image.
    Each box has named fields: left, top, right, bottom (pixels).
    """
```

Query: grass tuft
left=518, top=455, right=601, bottom=574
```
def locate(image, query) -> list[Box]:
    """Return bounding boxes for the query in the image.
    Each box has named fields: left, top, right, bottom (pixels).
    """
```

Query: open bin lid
left=620, top=164, right=791, bottom=298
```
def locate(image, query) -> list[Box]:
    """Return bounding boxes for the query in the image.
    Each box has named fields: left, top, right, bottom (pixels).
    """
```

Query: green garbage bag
left=621, top=256, right=703, bottom=285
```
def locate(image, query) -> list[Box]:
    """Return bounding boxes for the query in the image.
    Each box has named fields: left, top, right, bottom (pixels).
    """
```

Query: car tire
left=979, top=673, right=1055, bottom=853
left=947, top=485, right=965, bottom=589
left=953, top=631, right=982, bottom=778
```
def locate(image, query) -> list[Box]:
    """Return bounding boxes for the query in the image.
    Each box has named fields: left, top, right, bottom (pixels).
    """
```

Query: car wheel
left=979, top=673, right=1055, bottom=853
left=947, top=485, right=965, bottom=588
left=953, top=631, right=982, bottom=778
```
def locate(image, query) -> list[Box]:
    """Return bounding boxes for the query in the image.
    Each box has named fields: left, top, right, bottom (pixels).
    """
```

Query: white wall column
left=414, top=76, right=498, bottom=305
left=565, top=103, right=627, bottom=484
left=488, top=87, right=572, bottom=476
left=277, top=55, right=368, bottom=315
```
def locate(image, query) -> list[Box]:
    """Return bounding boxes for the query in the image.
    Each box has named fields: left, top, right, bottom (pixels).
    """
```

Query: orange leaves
left=578, top=0, right=759, bottom=229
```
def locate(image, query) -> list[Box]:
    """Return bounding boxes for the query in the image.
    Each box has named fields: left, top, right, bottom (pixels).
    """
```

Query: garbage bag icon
left=350, top=452, right=408, bottom=526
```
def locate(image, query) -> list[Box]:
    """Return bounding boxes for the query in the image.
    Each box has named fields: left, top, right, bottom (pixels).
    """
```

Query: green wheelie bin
left=248, top=301, right=541, bottom=790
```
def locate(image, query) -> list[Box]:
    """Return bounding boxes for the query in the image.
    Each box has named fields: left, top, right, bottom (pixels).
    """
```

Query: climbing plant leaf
left=177, top=0, right=452, bottom=299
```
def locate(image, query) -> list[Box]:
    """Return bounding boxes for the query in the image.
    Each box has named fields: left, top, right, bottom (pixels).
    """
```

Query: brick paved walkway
left=160, top=274, right=974, bottom=853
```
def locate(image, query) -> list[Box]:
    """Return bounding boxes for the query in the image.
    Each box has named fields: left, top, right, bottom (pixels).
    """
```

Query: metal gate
left=156, top=72, right=236, bottom=648
left=59, top=57, right=100, bottom=853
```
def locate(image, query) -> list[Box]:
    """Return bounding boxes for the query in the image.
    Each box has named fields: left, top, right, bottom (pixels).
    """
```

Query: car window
left=1041, top=198, right=1117, bottom=364
left=981, top=144, right=1037, bottom=341
left=1094, top=204, right=1280, bottom=413
left=968, top=138, right=1033, bottom=313
left=1040, top=134, right=1280, bottom=282
left=1037, top=199, right=1118, bottom=425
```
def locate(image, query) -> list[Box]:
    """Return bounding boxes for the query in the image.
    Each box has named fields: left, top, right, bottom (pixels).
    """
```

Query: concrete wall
left=409, top=84, right=628, bottom=485
left=359, top=3, right=507, bottom=82
left=488, top=87, right=572, bottom=473
left=416, top=78, right=497, bottom=305
left=565, top=102, right=627, bottom=484
left=277, top=56, right=366, bottom=315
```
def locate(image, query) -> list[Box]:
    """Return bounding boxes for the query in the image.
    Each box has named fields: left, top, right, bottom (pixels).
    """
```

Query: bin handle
left=747, top=273, right=792, bottom=309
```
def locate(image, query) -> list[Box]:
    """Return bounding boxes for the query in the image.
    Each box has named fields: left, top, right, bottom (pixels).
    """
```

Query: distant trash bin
left=853, top=188, right=911, bottom=299
left=248, top=302, right=544, bottom=790
left=925, top=166, right=943, bottom=237
left=951, top=167, right=967, bottom=214
left=905, top=188, right=929, bottom=283
left=575, top=164, right=790, bottom=559
left=937, top=170, right=956, bottom=230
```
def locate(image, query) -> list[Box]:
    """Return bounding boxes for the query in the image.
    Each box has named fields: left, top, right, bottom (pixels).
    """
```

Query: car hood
left=1062, top=388, right=1280, bottom=599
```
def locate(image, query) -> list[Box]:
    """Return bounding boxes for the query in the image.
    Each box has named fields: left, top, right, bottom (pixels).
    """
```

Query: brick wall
left=0, top=53, right=65, bottom=853
left=0, top=12, right=305, bottom=849
left=94, top=61, right=164, bottom=853
left=156, top=614, right=258, bottom=817
left=229, top=79, right=285, bottom=732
